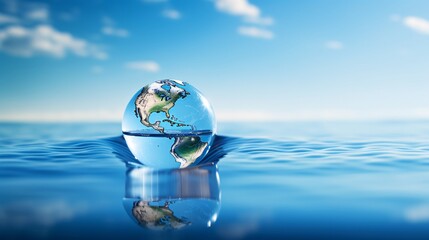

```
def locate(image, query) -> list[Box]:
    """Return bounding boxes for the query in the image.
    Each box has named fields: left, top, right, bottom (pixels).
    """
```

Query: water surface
left=1, top=121, right=429, bottom=239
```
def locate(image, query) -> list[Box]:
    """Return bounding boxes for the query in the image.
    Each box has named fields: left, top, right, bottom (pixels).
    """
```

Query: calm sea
left=1, top=121, right=429, bottom=239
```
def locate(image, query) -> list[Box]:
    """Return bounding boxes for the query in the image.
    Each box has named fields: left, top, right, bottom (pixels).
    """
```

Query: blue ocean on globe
left=2, top=121, right=429, bottom=239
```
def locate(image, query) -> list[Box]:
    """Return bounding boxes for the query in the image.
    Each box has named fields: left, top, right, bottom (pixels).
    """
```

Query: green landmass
left=134, top=80, right=189, bottom=133
left=162, top=119, right=194, bottom=130
left=171, top=136, right=208, bottom=168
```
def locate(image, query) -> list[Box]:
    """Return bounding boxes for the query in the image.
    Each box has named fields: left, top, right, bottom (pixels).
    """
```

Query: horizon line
left=1, top=110, right=429, bottom=123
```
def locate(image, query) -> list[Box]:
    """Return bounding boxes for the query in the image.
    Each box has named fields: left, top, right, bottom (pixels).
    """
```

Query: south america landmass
left=171, top=136, right=208, bottom=168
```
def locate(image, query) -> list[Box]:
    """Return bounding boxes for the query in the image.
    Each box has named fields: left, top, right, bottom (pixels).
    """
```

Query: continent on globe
left=134, top=79, right=190, bottom=133
left=171, top=136, right=208, bottom=168
left=132, top=200, right=190, bottom=230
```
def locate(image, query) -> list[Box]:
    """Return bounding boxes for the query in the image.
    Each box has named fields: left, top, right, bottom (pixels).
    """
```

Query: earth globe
left=122, top=79, right=216, bottom=169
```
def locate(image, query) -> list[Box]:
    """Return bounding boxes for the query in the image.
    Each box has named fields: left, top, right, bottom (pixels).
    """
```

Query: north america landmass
left=134, top=79, right=208, bottom=168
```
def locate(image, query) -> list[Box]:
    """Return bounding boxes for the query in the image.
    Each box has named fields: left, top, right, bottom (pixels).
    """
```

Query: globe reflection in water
left=122, top=163, right=221, bottom=230
left=122, top=79, right=216, bottom=169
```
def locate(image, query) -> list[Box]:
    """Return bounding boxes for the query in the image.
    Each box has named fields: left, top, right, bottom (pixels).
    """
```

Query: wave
left=1, top=133, right=429, bottom=174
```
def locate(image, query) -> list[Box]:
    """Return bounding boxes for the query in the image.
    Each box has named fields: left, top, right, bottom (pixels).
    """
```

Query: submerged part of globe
left=122, top=79, right=216, bottom=168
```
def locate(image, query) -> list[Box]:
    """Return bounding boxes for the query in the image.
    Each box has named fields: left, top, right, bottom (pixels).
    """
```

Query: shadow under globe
left=123, top=163, right=220, bottom=230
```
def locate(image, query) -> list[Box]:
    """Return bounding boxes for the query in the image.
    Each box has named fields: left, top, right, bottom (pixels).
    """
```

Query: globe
left=122, top=79, right=216, bottom=168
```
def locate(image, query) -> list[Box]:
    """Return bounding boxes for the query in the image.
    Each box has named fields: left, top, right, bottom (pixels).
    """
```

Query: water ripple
left=1, top=133, right=429, bottom=176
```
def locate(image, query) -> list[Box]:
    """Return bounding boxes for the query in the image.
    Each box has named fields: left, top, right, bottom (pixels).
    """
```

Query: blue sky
left=0, top=0, right=429, bottom=121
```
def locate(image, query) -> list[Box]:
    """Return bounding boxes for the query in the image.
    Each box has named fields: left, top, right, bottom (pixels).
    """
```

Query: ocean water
left=1, top=121, right=429, bottom=239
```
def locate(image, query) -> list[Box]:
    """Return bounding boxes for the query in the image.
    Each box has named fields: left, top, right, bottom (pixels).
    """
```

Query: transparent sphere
left=122, top=79, right=216, bottom=168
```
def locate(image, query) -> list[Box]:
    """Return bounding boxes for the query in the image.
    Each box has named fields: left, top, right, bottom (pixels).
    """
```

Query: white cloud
left=101, top=17, right=129, bottom=37
left=216, top=0, right=259, bottom=18
left=215, top=0, right=273, bottom=26
left=0, top=25, right=107, bottom=59
left=125, top=61, right=160, bottom=72
left=162, top=9, right=181, bottom=20
left=102, top=26, right=129, bottom=37
left=0, top=13, right=18, bottom=24
left=325, top=40, right=344, bottom=50
left=26, top=7, right=49, bottom=21
left=403, top=16, right=429, bottom=35
left=238, top=26, right=273, bottom=39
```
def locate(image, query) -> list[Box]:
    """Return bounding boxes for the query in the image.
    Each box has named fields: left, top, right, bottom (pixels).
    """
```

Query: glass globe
left=122, top=79, right=216, bottom=168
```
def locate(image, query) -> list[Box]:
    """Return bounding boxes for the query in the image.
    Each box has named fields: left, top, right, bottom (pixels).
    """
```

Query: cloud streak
left=162, top=9, right=181, bottom=20
left=238, top=26, right=273, bottom=39
left=125, top=61, right=160, bottom=72
left=403, top=16, right=429, bottom=35
left=216, top=0, right=259, bottom=18
left=215, top=0, right=273, bottom=26
left=102, top=26, right=129, bottom=37
left=101, top=17, right=129, bottom=37
left=0, top=5, right=107, bottom=59
left=0, top=25, right=107, bottom=59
